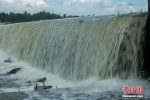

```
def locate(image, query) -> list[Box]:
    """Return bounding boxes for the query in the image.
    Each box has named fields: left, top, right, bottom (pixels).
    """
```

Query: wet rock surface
left=0, top=75, right=29, bottom=100
left=0, top=92, right=29, bottom=100
left=0, top=77, right=29, bottom=100
left=0, top=77, right=20, bottom=88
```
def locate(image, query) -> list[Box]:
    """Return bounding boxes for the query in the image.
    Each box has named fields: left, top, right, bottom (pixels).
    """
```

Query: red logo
left=129, top=86, right=135, bottom=93
left=136, top=86, right=142, bottom=94
left=122, top=86, right=143, bottom=94
left=122, top=85, right=128, bottom=94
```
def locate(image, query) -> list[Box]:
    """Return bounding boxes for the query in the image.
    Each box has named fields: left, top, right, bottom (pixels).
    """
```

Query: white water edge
left=0, top=49, right=150, bottom=100
left=0, top=50, right=73, bottom=92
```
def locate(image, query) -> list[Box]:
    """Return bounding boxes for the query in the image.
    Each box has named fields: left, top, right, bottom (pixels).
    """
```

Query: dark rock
left=8, top=68, right=22, bottom=74
left=142, top=17, right=150, bottom=79
left=79, top=20, right=84, bottom=23
left=0, top=92, right=29, bottom=100
left=27, top=81, right=32, bottom=86
left=27, top=77, right=46, bottom=86
left=36, top=77, right=46, bottom=82
left=0, top=78, right=19, bottom=88
left=4, top=57, right=12, bottom=63
left=34, top=84, right=52, bottom=90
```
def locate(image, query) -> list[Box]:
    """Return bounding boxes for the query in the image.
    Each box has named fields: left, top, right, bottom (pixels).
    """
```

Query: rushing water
left=0, top=13, right=147, bottom=81
left=0, top=50, right=150, bottom=100
left=0, top=13, right=150, bottom=99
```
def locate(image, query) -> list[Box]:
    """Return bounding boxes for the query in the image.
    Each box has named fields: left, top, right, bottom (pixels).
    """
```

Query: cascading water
left=0, top=13, right=147, bottom=81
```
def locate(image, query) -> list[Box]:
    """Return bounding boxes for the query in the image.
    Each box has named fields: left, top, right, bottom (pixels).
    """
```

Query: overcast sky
left=0, top=0, right=148, bottom=16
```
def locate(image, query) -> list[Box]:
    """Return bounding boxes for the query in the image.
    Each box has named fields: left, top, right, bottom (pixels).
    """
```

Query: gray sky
left=0, top=0, right=148, bottom=16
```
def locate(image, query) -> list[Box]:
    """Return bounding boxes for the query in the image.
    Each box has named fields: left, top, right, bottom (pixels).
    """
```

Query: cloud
left=63, top=0, right=89, bottom=5
left=0, top=0, right=48, bottom=6
left=0, top=0, right=51, bottom=13
left=143, top=3, right=148, bottom=11
left=26, top=3, right=31, bottom=7
left=61, top=0, right=113, bottom=15
left=61, top=0, right=147, bottom=16
left=105, top=3, right=134, bottom=14
left=3, top=0, right=15, bottom=4
left=0, top=0, right=148, bottom=16
left=63, top=0, right=112, bottom=7
left=111, top=2, right=147, bottom=13
left=116, top=2, right=134, bottom=7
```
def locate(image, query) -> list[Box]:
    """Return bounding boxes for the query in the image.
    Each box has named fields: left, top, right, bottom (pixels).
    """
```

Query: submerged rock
left=147, top=77, right=150, bottom=81
left=141, top=70, right=150, bottom=79
left=4, top=57, right=12, bottom=63
left=79, top=20, right=84, bottom=23
left=8, top=68, right=22, bottom=74
left=0, top=92, right=29, bottom=100
left=34, top=84, right=52, bottom=90
left=27, top=77, right=47, bottom=86
left=34, top=77, right=52, bottom=90
left=36, top=77, right=46, bottom=82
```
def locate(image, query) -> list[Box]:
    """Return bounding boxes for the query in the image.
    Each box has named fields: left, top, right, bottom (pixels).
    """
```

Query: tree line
left=0, top=11, right=80, bottom=23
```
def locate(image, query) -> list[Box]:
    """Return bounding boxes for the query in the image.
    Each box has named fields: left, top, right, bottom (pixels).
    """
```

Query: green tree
left=63, top=14, right=66, bottom=18
left=0, top=11, right=79, bottom=23
left=0, top=12, right=8, bottom=22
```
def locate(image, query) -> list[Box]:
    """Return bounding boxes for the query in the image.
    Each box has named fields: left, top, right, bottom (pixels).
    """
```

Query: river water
left=0, top=50, right=150, bottom=100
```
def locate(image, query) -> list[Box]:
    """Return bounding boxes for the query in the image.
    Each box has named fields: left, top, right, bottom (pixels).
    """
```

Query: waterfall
left=0, top=13, right=147, bottom=81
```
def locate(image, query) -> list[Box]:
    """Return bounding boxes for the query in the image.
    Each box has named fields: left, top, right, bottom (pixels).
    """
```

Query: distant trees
left=0, top=11, right=81, bottom=23
left=67, top=15, right=79, bottom=18
left=0, top=12, right=8, bottom=22
left=63, top=14, right=66, bottom=18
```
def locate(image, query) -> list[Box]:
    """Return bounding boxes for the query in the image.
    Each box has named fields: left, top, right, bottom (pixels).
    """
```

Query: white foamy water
left=0, top=50, right=73, bottom=93
left=0, top=49, right=150, bottom=100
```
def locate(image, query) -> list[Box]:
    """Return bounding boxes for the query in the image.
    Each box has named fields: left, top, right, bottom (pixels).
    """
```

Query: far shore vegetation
left=0, top=11, right=94, bottom=23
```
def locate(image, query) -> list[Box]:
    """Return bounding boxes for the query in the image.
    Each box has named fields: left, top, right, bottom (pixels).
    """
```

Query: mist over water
left=0, top=13, right=150, bottom=99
